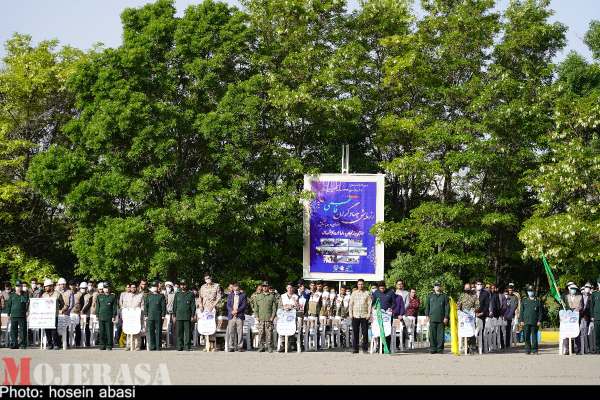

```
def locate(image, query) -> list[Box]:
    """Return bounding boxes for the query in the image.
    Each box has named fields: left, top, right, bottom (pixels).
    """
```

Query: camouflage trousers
left=256, top=320, right=273, bottom=349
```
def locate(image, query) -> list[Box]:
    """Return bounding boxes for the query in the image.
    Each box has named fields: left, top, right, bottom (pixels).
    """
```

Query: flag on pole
left=449, top=297, right=459, bottom=355
left=374, top=298, right=390, bottom=354
left=541, top=252, right=565, bottom=309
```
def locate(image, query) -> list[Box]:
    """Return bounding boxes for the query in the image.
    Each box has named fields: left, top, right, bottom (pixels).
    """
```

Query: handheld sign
left=559, top=309, right=580, bottom=339
left=57, top=315, right=70, bottom=331
left=371, top=311, right=392, bottom=337
left=197, top=310, right=216, bottom=336
left=28, top=298, right=57, bottom=329
left=458, top=310, right=476, bottom=337
left=276, top=309, right=297, bottom=336
left=122, top=307, right=142, bottom=335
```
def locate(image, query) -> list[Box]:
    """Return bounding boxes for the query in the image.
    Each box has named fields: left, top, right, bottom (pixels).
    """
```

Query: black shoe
left=100, top=347, right=106, bottom=350
left=362, top=350, right=369, bottom=354
left=430, top=351, right=437, bottom=354
left=277, top=348, right=284, bottom=353
left=351, top=349, right=359, bottom=354
left=238, top=349, right=245, bottom=352
left=525, top=351, right=531, bottom=355
left=10, top=346, right=18, bottom=349
left=177, top=348, right=183, bottom=351
left=54, top=347, right=60, bottom=350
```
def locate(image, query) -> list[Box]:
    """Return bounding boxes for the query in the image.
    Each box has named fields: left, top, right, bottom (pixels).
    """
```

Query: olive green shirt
left=591, top=291, right=600, bottom=320
left=95, top=293, right=118, bottom=321
left=6, top=292, right=29, bottom=318
left=144, top=292, right=166, bottom=321
left=173, top=290, right=195, bottom=321
left=520, top=297, right=542, bottom=325
left=254, top=292, right=277, bottom=321
left=425, top=292, right=450, bottom=322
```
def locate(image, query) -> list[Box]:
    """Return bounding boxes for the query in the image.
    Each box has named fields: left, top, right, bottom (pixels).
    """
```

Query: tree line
left=0, top=0, right=598, bottom=302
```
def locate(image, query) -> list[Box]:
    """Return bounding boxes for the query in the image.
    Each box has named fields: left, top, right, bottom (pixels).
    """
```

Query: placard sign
left=28, top=298, right=56, bottom=329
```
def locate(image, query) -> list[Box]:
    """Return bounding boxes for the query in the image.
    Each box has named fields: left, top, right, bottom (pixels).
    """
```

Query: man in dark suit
left=475, top=280, right=490, bottom=352
left=226, top=282, right=247, bottom=352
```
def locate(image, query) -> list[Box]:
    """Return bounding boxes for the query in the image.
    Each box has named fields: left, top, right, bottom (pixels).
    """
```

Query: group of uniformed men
left=2, top=275, right=600, bottom=356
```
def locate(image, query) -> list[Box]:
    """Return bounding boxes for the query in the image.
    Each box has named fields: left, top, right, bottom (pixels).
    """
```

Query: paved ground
left=4, top=344, right=600, bottom=385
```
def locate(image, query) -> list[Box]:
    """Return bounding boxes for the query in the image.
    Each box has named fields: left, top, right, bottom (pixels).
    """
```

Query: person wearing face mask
left=562, top=282, right=583, bottom=354
left=121, top=282, right=144, bottom=350
left=254, top=281, right=277, bottom=352
left=198, top=274, right=221, bottom=350
left=145, top=281, right=166, bottom=351
left=70, top=281, right=86, bottom=346
left=304, top=281, right=323, bottom=347
left=333, top=285, right=350, bottom=346
left=41, top=279, right=64, bottom=350
left=163, top=281, right=175, bottom=345
left=1, top=281, right=12, bottom=313
left=520, top=285, right=542, bottom=354
left=591, top=278, right=600, bottom=354
left=95, top=282, right=118, bottom=350
left=457, top=283, right=478, bottom=354
left=29, top=279, right=42, bottom=298
left=425, top=282, right=450, bottom=354
left=6, top=280, right=29, bottom=349
left=580, top=282, right=593, bottom=354
left=473, top=280, right=491, bottom=352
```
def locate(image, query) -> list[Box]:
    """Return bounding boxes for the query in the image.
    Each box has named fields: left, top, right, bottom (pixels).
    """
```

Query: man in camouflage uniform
left=95, top=282, right=118, bottom=350
left=254, top=281, right=277, bottom=352
left=6, top=280, right=29, bottom=348
left=198, top=274, right=221, bottom=349
left=457, top=282, right=478, bottom=353
left=145, top=281, right=166, bottom=351
left=174, top=279, right=195, bottom=351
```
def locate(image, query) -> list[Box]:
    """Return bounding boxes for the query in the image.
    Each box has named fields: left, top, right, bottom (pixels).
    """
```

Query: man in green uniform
left=144, top=281, right=166, bottom=351
left=520, top=284, right=543, bottom=355
left=6, top=280, right=29, bottom=349
left=590, top=277, right=600, bottom=354
left=95, top=281, right=117, bottom=350
left=424, top=281, right=449, bottom=354
left=173, top=279, right=195, bottom=351
left=254, top=281, right=277, bottom=352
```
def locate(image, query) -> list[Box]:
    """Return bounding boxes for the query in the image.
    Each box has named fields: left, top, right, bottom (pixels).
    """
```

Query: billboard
left=303, top=173, right=384, bottom=281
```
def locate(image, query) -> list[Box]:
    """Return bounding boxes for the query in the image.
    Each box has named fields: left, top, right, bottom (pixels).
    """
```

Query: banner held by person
left=28, top=298, right=57, bottom=329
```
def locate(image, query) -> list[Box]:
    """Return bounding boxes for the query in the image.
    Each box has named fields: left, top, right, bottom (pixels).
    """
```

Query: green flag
left=541, top=252, right=565, bottom=309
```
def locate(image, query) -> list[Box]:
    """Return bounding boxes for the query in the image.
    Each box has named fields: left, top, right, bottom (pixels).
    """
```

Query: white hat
left=43, top=278, right=53, bottom=287
left=79, top=282, right=88, bottom=289
left=57, top=277, right=67, bottom=285
left=568, top=283, right=577, bottom=290
left=165, top=281, right=173, bottom=287
left=97, top=282, right=104, bottom=289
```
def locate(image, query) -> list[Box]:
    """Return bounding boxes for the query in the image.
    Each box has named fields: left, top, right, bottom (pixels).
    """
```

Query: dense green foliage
left=1, top=0, right=598, bottom=300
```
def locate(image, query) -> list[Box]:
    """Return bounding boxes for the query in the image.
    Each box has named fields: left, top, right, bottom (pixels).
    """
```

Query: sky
left=1, top=0, right=598, bottom=62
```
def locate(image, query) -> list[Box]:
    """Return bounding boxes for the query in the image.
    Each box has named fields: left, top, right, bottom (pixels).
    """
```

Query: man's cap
left=57, top=277, right=67, bottom=285
left=68, top=280, right=76, bottom=286
left=103, top=281, right=110, bottom=288
left=568, top=283, right=578, bottom=290
left=584, top=282, right=593, bottom=288
left=165, top=281, right=173, bottom=287
left=43, top=278, right=53, bottom=287
left=97, top=282, right=104, bottom=289
left=262, top=281, right=270, bottom=287
left=508, top=283, right=515, bottom=288
left=179, top=279, right=187, bottom=285
left=433, top=282, right=441, bottom=287
left=15, top=279, right=22, bottom=286
left=526, top=284, right=534, bottom=291
left=151, top=281, right=159, bottom=288
left=79, top=282, right=88, bottom=289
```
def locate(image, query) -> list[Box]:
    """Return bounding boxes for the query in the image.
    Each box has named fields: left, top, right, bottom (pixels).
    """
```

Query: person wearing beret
left=95, top=282, right=118, bottom=350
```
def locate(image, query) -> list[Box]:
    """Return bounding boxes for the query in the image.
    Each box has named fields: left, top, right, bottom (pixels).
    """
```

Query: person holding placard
left=226, top=282, right=248, bottom=352
left=198, top=274, right=221, bottom=350
left=145, top=281, right=166, bottom=351
left=424, top=282, right=449, bottom=354
left=6, top=280, right=29, bottom=349
left=305, top=281, right=323, bottom=349
left=123, top=282, right=144, bottom=350
left=277, top=283, right=299, bottom=352
left=520, top=285, right=542, bottom=355
left=457, top=283, right=478, bottom=354
left=95, top=282, right=118, bottom=350
left=562, top=282, right=584, bottom=354
left=174, top=279, right=196, bottom=351
left=41, top=278, right=64, bottom=350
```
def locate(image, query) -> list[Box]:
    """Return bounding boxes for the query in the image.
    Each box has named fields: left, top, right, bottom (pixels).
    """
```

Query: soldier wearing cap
left=6, top=280, right=29, bottom=348
left=520, top=285, right=542, bottom=354
left=173, top=279, right=195, bottom=351
left=253, top=281, right=277, bottom=352
left=95, top=282, right=117, bottom=350
left=41, top=278, right=64, bottom=350
left=424, top=281, right=449, bottom=354
left=145, top=281, right=166, bottom=351
left=591, top=277, right=600, bottom=354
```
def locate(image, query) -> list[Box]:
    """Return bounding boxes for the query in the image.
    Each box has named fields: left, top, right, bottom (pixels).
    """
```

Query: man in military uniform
left=457, top=282, right=478, bottom=353
left=520, top=284, right=543, bottom=355
left=424, top=281, right=449, bottom=354
left=6, top=280, right=29, bottom=348
left=590, top=278, right=600, bottom=354
left=95, top=282, right=117, bottom=350
left=41, top=279, right=64, bottom=350
left=173, top=279, right=195, bottom=351
left=198, top=274, right=221, bottom=350
left=145, top=281, right=166, bottom=351
left=254, top=281, right=277, bottom=352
